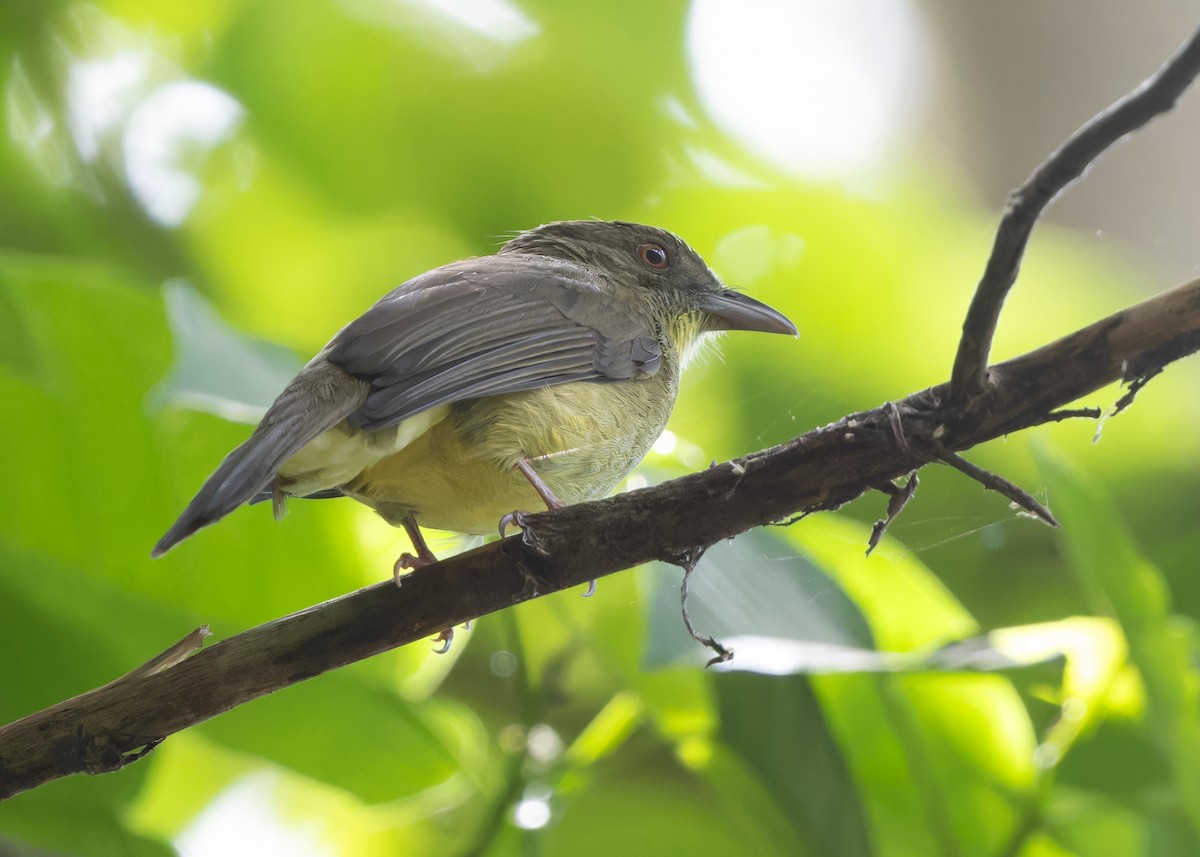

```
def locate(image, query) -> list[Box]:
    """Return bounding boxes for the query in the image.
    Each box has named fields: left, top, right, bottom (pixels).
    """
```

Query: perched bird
left=153, top=221, right=796, bottom=574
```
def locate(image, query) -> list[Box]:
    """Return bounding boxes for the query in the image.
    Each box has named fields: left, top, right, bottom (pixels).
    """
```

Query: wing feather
left=327, top=256, right=661, bottom=432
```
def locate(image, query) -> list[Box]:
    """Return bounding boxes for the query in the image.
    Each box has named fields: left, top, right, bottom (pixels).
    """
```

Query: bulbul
left=152, top=220, right=796, bottom=567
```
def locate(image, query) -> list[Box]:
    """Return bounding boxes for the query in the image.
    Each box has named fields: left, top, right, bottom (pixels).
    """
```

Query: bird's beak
left=699, top=289, right=797, bottom=336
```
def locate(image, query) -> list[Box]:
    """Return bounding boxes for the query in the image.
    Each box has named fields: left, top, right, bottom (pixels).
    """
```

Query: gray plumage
left=152, top=220, right=795, bottom=557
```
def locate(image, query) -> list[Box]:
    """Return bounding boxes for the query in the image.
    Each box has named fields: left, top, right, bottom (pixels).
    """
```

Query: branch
left=948, top=22, right=1200, bottom=403
left=936, top=451, right=1058, bottom=527
left=2, top=274, right=1198, bottom=799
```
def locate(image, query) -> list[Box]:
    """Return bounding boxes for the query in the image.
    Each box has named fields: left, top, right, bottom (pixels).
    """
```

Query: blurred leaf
left=644, top=528, right=872, bottom=669
left=697, top=744, right=815, bottom=857
left=196, top=671, right=480, bottom=804
left=816, top=672, right=1039, bottom=857
left=1038, top=446, right=1200, bottom=842
left=788, top=516, right=980, bottom=649
left=642, top=516, right=1045, bottom=856
left=1043, top=786, right=1150, bottom=857
left=126, top=734, right=254, bottom=843
left=564, top=691, right=644, bottom=768
left=151, top=278, right=301, bottom=423
left=715, top=672, right=872, bottom=857
left=646, top=524, right=1067, bottom=677
left=0, top=275, right=40, bottom=377
left=785, top=518, right=1037, bottom=856
left=0, top=774, right=173, bottom=857
left=0, top=255, right=171, bottom=576
left=0, top=543, right=202, bottom=725
left=544, top=749, right=778, bottom=857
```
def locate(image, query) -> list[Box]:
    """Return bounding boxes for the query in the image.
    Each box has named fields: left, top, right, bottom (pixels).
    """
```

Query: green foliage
left=2, top=2, right=1200, bottom=856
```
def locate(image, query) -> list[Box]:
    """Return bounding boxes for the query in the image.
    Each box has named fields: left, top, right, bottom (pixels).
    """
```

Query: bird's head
left=500, top=220, right=797, bottom=359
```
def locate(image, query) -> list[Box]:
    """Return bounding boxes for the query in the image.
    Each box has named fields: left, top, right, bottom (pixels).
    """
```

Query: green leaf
left=1038, top=446, right=1200, bottom=843
left=0, top=774, right=174, bottom=857
left=643, top=527, right=873, bottom=670
left=543, top=750, right=781, bottom=857
left=646, top=524, right=1059, bottom=676
left=715, top=672, right=873, bottom=857
left=196, top=670, right=480, bottom=804
left=150, top=279, right=302, bottom=423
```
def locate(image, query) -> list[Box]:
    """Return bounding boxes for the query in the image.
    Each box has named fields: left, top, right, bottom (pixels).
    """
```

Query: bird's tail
left=152, top=361, right=366, bottom=557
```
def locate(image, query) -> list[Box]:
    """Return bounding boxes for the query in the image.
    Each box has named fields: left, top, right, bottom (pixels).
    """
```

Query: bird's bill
left=699, top=289, right=797, bottom=336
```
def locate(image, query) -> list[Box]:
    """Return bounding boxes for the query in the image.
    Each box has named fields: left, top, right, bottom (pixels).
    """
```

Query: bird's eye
left=637, top=242, right=670, bottom=270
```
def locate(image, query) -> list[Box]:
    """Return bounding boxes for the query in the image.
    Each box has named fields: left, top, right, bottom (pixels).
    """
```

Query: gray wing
left=152, top=360, right=368, bottom=557
left=327, top=255, right=662, bottom=432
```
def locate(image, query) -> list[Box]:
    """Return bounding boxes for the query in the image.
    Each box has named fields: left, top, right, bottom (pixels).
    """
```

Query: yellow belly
left=278, top=374, right=678, bottom=535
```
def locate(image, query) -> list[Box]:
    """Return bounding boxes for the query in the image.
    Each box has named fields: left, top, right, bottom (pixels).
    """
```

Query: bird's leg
left=394, top=513, right=438, bottom=586
left=391, top=514, right=462, bottom=653
left=515, top=459, right=563, bottom=509
left=501, top=460, right=562, bottom=537
left=508, top=459, right=596, bottom=597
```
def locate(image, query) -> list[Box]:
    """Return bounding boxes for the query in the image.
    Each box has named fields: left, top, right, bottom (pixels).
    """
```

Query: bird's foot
left=432, top=628, right=454, bottom=654
left=499, top=511, right=555, bottom=597
left=431, top=622, right=473, bottom=654
left=582, top=580, right=596, bottom=597
left=499, top=510, right=527, bottom=539
left=393, top=550, right=435, bottom=587
left=393, top=513, right=438, bottom=587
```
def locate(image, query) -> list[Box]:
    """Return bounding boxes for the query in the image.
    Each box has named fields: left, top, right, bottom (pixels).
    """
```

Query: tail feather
left=152, top=360, right=367, bottom=557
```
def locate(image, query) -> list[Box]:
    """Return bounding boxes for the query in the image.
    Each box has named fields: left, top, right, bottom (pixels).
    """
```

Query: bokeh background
left=3, top=1, right=1200, bottom=855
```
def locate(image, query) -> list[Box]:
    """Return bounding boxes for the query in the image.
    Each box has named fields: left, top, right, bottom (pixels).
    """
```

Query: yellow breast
left=340, top=369, right=678, bottom=534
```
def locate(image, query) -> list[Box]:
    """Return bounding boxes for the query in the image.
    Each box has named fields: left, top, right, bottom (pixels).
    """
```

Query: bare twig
left=118, top=626, right=211, bottom=682
left=949, top=23, right=1200, bottom=403
left=674, top=546, right=731, bottom=668
left=1113, top=367, right=1164, bottom=415
left=937, top=451, right=1059, bottom=528
left=867, top=472, right=920, bottom=556
left=1039, top=407, right=1103, bottom=425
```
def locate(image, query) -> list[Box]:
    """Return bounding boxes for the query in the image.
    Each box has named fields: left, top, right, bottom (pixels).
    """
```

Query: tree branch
left=948, top=21, right=1200, bottom=404
left=2, top=274, right=1198, bottom=799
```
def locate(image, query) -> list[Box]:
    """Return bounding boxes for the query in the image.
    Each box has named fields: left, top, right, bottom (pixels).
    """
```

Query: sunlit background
left=3, top=1, right=1200, bottom=855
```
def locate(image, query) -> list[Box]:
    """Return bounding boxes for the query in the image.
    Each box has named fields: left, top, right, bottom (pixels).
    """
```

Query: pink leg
left=515, top=459, right=563, bottom=509
left=393, top=514, right=461, bottom=653
left=393, top=513, right=438, bottom=586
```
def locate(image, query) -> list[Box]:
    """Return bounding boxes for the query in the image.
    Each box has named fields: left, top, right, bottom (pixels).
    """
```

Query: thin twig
left=118, top=626, right=211, bottom=682
left=937, top=451, right=1059, bottom=528
left=867, top=472, right=920, bottom=556
left=949, top=22, right=1200, bottom=403
left=1038, top=407, right=1103, bottom=425
left=673, top=546, right=731, bottom=667
left=1113, top=367, right=1164, bottom=415
left=1095, top=366, right=1166, bottom=443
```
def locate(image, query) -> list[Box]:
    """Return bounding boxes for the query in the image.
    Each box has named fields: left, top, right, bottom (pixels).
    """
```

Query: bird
left=152, top=221, right=796, bottom=583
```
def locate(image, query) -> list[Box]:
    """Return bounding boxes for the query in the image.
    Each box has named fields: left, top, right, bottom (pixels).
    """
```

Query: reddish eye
left=637, top=242, right=670, bottom=270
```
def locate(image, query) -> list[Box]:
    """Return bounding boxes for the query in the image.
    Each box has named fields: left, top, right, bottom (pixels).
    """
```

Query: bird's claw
left=499, top=510, right=527, bottom=539
left=499, top=511, right=556, bottom=597
left=432, top=628, right=454, bottom=654
left=582, top=580, right=596, bottom=597
left=393, top=551, right=434, bottom=587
